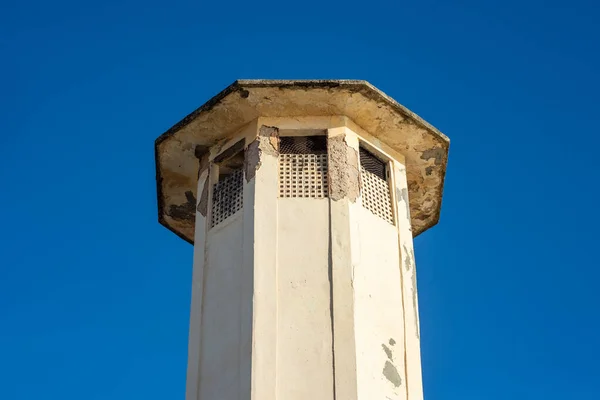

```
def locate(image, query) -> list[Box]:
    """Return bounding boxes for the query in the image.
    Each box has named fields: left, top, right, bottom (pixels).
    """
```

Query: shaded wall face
left=187, top=117, right=422, bottom=400
left=200, top=216, right=245, bottom=400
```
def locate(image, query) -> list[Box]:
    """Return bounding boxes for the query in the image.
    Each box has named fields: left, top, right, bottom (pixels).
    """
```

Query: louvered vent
left=359, top=147, right=393, bottom=224
left=279, top=136, right=328, bottom=198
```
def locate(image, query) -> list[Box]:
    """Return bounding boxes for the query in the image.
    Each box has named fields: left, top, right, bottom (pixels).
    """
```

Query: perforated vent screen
left=211, top=169, right=243, bottom=227
left=359, top=148, right=393, bottom=224
left=279, top=136, right=328, bottom=198
left=280, top=136, right=327, bottom=154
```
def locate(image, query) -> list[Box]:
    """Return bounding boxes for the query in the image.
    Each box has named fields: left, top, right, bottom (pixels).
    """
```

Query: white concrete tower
left=155, top=80, right=449, bottom=400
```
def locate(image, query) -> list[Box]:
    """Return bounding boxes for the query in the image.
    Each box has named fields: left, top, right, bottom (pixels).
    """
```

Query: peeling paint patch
left=403, top=244, right=414, bottom=272
left=244, top=140, right=261, bottom=182
left=168, top=191, right=196, bottom=221
left=258, top=125, right=280, bottom=155
left=412, top=271, right=420, bottom=339
left=414, top=212, right=430, bottom=221
left=420, top=147, right=445, bottom=166
left=396, top=187, right=410, bottom=221
left=197, top=177, right=209, bottom=217
left=382, top=344, right=393, bottom=361
left=382, top=340, right=402, bottom=387
left=244, top=126, right=279, bottom=182
left=383, top=361, right=402, bottom=388
left=328, top=135, right=360, bottom=202
left=403, top=244, right=420, bottom=339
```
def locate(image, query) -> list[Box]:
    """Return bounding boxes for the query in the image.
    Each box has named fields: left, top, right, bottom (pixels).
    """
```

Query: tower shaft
left=186, top=117, right=423, bottom=400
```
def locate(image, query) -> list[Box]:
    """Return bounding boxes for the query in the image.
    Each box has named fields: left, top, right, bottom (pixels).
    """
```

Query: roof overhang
left=155, top=80, right=450, bottom=243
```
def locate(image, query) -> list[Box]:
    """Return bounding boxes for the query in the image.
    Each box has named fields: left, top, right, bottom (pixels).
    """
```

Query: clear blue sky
left=1, top=0, right=599, bottom=399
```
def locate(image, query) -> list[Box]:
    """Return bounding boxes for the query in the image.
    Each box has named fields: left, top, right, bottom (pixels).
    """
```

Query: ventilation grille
left=280, top=136, right=327, bottom=154
left=360, top=147, right=387, bottom=179
left=279, top=136, right=328, bottom=198
left=279, top=154, right=328, bottom=198
left=359, top=148, right=393, bottom=224
left=211, top=169, right=243, bottom=227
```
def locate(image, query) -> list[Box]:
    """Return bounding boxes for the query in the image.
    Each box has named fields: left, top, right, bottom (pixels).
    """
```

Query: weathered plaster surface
left=328, top=135, right=361, bottom=202
left=403, top=244, right=420, bottom=339
left=245, top=125, right=279, bottom=182
left=327, top=127, right=361, bottom=400
left=155, top=80, right=449, bottom=243
left=196, top=175, right=209, bottom=217
left=393, top=160, right=424, bottom=400
left=353, top=205, right=408, bottom=400
left=383, top=361, right=402, bottom=388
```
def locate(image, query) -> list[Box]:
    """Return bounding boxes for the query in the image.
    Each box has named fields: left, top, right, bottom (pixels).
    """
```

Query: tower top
left=155, top=79, right=449, bottom=243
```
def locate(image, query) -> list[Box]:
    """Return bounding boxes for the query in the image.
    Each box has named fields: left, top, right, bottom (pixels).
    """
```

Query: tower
left=155, top=80, right=449, bottom=400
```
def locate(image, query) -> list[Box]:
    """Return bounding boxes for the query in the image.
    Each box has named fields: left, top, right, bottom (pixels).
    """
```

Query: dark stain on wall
left=168, top=191, right=196, bottom=222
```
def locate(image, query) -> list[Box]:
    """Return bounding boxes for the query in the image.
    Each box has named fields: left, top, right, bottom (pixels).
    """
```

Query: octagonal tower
left=155, top=80, right=449, bottom=400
